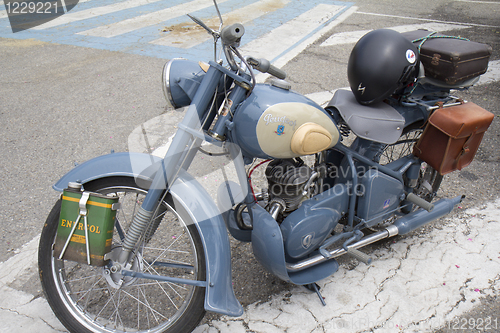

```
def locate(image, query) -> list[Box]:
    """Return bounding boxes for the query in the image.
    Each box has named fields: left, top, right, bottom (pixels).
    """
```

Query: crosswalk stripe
left=78, top=0, right=231, bottom=38
left=32, top=0, right=172, bottom=30
left=240, top=4, right=346, bottom=63
left=320, top=23, right=472, bottom=47
left=150, top=0, right=290, bottom=49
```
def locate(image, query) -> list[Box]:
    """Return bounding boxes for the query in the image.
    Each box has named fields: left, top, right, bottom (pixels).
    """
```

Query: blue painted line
left=0, top=0, right=353, bottom=61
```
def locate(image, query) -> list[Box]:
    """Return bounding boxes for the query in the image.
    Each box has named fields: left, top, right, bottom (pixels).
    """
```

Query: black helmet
left=347, top=29, right=420, bottom=105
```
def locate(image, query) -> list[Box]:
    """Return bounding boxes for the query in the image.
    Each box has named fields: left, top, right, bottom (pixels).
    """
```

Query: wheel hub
left=102, top=246, right=143, bottom=289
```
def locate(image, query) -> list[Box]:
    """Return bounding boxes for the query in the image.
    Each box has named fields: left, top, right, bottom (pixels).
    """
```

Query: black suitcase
left=402, top=30, right=492, bottom=84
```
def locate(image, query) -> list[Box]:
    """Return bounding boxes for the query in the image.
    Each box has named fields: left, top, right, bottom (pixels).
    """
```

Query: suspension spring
left=339, top=122, right=351, bottom=137
left=121, top=207, right=154, bottom=252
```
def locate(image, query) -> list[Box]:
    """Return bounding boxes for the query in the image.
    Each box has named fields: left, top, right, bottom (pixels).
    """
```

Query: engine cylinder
left=265, top=159, right=311, bottom=212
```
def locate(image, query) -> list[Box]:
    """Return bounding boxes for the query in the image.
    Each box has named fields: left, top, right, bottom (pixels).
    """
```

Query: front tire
left=38, top=177, right=206, bottom=333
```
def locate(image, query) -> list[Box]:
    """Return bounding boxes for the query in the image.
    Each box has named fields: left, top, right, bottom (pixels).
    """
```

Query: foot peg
left=406, top=192, right=434, bottom=212
left=346, top=247, right=372, bottom=265
left=304, top=283, right=326, bottom=306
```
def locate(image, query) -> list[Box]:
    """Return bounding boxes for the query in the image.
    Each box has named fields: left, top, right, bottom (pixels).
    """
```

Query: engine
left=265, top=158, right=346, bottom=259
left=265, top=159, right=312, bottom=218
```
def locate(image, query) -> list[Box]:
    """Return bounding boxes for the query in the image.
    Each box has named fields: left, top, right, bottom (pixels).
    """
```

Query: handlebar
left=220, top=24, right=286, bottom=80
left=247, top=57, right=287, bottom=80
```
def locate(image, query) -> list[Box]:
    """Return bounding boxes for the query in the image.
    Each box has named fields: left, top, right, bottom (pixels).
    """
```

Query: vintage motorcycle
left=38, top=2, right=494, bottom=332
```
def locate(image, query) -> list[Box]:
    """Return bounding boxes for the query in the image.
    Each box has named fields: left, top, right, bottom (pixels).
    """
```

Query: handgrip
left=247, top=57, right=287, bottom=79
left=406, top=193, right=435, bottom=212
left=266, top=63, right=287, bottom=80
left=220, top=23, right=245, bottom=46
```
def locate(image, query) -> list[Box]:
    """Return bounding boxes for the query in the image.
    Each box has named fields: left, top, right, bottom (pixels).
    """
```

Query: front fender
left=53, top=152, right=162, bottom=191
left=53, top=152, right=243, bottom=317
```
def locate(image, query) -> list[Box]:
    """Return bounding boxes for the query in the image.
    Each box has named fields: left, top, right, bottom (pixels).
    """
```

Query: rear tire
left=38, top=177, right=206, bottom=333
left=379, top=128, right=443, bottom=206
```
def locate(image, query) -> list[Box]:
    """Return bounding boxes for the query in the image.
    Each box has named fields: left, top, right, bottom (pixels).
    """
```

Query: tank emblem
left=302, top=233, right=315, bottom=249
left=263, top=113, right=297, bottom=130
left=275, top=125, right=285, bottom=136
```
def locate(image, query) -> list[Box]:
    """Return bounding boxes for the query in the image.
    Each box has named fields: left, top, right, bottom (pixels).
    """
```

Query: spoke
left=66, top=273, right=102, bottom=283
left=69, top=285, right=109, bottom=294
left=94, top=285, right=121, bottom=324
left=154, top=209, right=168, bottom=220
left=137, top=287, right=140, bottom=329
left=142, top=261, right=185, bottom=303
left=74, top=274, right=106, bottom=305
left=108, top=289, right=125, bottom=328
left=149, top=230, right=187, bottom=268
left=121, top=288, right=168, bottom=321
left=144, top=246, right=190, bottom=254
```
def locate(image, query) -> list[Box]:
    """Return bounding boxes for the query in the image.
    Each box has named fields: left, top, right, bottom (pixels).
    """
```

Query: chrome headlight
left=161, top=58, right=207, bottom=109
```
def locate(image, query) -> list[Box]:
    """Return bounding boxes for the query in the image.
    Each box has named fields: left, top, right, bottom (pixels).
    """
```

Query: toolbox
left=402, top=29, right=492, bottom=84
left=53, top=183, right=119, bottom=266
left=413, top=102, right=494, bottom=175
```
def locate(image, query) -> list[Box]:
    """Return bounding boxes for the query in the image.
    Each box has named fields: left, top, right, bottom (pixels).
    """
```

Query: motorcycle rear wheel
left=379, top=128, right=443, bottom=204
left=38, top=177, right=206, bottom=333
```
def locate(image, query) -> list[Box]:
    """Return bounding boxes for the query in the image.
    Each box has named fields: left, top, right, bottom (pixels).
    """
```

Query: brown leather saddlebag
left=402, top=30, right=492, bottom=84
left=413, top=102, right=494, bottom=175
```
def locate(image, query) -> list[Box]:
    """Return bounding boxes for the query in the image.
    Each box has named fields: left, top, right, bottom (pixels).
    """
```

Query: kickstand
left=304, top=283, right=326, bottom=306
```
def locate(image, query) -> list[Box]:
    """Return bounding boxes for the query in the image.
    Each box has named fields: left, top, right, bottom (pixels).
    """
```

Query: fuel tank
left=232, top=83, right=340, bottom=160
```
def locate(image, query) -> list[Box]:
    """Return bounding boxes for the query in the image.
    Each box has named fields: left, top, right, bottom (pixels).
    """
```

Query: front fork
left=114, top=65, right=223, bottom=263
left=117, top=63, right=251, bottom=265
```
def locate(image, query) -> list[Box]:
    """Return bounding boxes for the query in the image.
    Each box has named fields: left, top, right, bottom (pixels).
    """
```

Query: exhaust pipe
left=394, top=195, right=464, bottom=235
left=286, top=195, right=464, bottom=272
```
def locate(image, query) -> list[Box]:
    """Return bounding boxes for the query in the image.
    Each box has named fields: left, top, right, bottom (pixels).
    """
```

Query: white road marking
left=250, top=4, right=356, bottom=83
left=268, top=5, right=357, bottom=72
left=0, top=235, right=39, bottom=286
left=240, top=4, right=347, bottom=63
left=356, top=11, right=500, bottom=29
left=78, top=0, right=231, bottom=38
left=321, top=22, right=471, bottom=47
left=194, top=199, right=500, bottom=333
left=0, top=234, right=66, bottom=332
left=478, top=59, right=500, bottom=86
left=150, top=0, right=291, bottom=49
left=455, top=0, right=500, bottom=4
left=32, top=0, right=173, bottom=30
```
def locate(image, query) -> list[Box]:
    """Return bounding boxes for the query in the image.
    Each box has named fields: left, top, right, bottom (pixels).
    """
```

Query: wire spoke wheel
left=39, top=177, right=206, bottom=333
left=368, top=129, right=443, bottom=230
left=378, top=130, right=423, bottom=166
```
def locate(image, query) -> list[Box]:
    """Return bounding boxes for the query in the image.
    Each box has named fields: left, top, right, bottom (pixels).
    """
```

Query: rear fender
left=53, top=152, right=243, bottom=317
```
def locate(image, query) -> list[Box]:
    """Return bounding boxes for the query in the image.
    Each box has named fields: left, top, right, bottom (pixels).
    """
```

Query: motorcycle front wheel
left=38, top=177, right=206, bottom=333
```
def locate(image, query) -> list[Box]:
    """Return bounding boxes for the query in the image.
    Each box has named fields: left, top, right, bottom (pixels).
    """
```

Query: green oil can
left=53, top=182, right=119, bottom=266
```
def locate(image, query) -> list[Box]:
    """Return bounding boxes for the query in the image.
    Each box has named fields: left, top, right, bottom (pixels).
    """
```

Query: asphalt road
left=0, top=0, right=499, bottom=332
